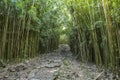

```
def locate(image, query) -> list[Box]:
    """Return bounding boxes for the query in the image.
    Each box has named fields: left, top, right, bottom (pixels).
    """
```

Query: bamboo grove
left=0, top=0, right=120, bottom=76
left=0, top=0, right=69, bottom=64
left=69, top=0, right=120, bottom=75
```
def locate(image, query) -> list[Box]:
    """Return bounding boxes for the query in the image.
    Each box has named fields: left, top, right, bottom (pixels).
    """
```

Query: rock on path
left=0, top=44, right=119, bottom=80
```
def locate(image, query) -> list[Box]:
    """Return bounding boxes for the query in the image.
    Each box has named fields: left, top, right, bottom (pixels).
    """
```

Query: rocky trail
left=0, top=45, right=119, bottom=80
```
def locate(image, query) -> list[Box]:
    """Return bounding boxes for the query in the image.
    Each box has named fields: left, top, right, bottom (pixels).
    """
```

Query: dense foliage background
left=69, top=0, right=120, bottom=75
left=0, top=0, right=69, bottom=62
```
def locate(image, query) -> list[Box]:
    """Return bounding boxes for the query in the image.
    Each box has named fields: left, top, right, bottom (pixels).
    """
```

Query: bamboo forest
left=0, top=0, right=120, bottom=80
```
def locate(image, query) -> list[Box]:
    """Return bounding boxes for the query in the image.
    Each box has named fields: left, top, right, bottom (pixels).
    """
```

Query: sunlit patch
left=48, top=69, right=58, bottom=73
left=62, top=26, right=66, bottom=30
left=53, top=6, right=57, bottom=10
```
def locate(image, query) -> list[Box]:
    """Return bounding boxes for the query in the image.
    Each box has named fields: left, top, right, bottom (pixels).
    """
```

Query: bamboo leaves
left=0, top=0, right=64, bottom=64
left=69, top=0, right=120, bottom=75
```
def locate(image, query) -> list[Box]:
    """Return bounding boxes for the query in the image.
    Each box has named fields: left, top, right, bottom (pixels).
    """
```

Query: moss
left=63, top=59, right=71, bottom=66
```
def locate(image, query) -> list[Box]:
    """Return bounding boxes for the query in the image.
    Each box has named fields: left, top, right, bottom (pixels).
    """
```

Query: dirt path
left=0, top=44, right=119, bottom=80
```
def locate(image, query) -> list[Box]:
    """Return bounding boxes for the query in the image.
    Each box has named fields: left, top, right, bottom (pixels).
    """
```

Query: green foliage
left=68, top=0, right=120, bottom=75
left=0, top=0, right=119, bottom=76
left=0, top=0, right=69, bottom=63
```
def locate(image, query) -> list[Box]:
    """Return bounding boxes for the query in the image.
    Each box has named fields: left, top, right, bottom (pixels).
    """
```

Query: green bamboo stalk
left=1, top=5, right=10, bottom=61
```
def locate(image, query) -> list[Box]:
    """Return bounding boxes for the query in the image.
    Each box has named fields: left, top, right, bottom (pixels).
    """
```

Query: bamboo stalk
left=1, top=5, right=10, bottom=60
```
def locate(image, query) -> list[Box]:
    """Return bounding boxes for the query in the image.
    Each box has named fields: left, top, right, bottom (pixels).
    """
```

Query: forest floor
left=0, top=44, right=119, bottom=80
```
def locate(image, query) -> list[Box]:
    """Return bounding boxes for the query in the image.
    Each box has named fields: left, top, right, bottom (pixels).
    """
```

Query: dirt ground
left=0, top=44, right=119, bottom=80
